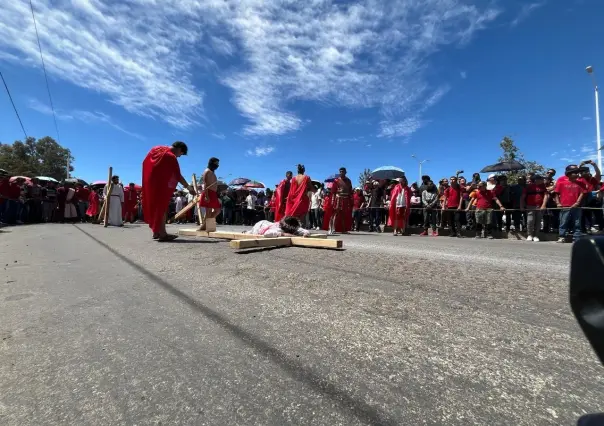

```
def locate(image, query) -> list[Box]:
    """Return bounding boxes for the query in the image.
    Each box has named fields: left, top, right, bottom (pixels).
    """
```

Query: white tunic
left=104, top=184, right=124, bottom=226
left=64, top=188, right=78, bottom=219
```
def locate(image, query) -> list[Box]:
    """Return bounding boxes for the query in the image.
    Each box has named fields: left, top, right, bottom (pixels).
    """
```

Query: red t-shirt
left=524, top=183, right=547, bottom=207
left=473, top=189, right=495, bottom=209
left=444, top=185, right=463, bottom=208
left=554, top=177, right=587, bottom=207
left=578, top=176, right=599, bottom=192
left=8, top=182, right=22, bottom=199
left=76, top=187, right=91, bottom=202
left=353, top=193, right=365, bottom=209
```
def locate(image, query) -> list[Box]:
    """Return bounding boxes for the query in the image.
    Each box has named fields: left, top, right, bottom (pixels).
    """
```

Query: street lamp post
left=586, top=66, right=602, bottom=171
left=411, top=154, right=429, bottom=185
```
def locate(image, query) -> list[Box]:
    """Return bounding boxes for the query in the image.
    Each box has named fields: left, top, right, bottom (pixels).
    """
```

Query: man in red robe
left=274, top=171, right=292, bottom=222
left=123, top=182, right=138, bottom=223
left=387, top=176, right=411, bottom=236
left=285, top=164, right=314, bottom=223
left=142, top=141, right=195, bottom=241
left=329, top=167, right=353, bottom=234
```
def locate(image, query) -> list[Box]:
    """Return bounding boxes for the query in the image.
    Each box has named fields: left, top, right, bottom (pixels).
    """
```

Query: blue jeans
left=222, top=207, right=233, bottom=225
left=2, top=200, right=21, bottom=224
left=369, top=208, right=381, bottom=230
left=559, top=208, right=582, bottom=239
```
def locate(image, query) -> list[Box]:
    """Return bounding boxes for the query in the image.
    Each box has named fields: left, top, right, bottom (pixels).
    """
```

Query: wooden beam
left=229, top=238, right=292, bottom=249
left=290, top=237, right=343, bottom=249
left=177, top=229, right=327, bottom=239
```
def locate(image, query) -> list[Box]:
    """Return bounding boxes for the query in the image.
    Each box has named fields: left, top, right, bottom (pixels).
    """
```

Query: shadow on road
left=72, top=224, right=396, bottom=426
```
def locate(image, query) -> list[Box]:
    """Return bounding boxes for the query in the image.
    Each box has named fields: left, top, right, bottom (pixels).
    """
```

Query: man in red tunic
left=274, top=171, right=292, bottom=222
left=329, top=167, right=353, bottom=234
left=285, top=164, right=314, bottom=224
left=123, top=182, right=138, bottom=223
left=198, top=157, right=221, bottom=230
left=142, top=141, right=195, bottom=241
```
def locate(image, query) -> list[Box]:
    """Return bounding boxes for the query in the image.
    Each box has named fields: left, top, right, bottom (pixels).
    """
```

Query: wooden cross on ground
left=178, top=229, right=343, bottom=250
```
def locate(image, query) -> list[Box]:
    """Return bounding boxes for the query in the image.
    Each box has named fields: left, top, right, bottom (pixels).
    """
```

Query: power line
left=29, top=0, right=61, bottom=144
left=0, top=71, right=28, bottom=139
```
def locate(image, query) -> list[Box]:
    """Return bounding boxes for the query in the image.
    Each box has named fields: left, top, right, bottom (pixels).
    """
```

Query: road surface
left=0, top=223, right=601, bottom=425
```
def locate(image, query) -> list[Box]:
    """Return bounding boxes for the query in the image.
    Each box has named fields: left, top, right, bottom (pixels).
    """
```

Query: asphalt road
left=0, top=223, right=602, bottom=425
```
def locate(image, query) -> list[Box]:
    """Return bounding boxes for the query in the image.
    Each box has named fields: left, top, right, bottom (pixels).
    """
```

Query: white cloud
left=0, top=0, right=500, bottom=139
left=28, top=98, right=144, bottom=140
left=211, top=132, right=226, bottom=139
left=246, top=146, right=275, bottom=157
left=556, top=144, right=599, bottom=164
left=460, top=71, right=467, bottom=79
left=511, top=2, right=545, bottom=27
left=1, top=0, right=204, bottom=129
left=583, top=116, right=592, bottom=121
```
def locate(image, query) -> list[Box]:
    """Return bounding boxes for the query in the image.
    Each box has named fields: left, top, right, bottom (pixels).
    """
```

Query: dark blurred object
left=570, top=236, right=604, bottom=426
left=480, top=160, right=525, bottom=173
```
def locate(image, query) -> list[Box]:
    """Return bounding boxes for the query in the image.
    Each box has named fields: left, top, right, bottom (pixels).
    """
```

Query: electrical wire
left=0, top=71, right=28, bottom=139
left=29, top=0, right=61, bottom=144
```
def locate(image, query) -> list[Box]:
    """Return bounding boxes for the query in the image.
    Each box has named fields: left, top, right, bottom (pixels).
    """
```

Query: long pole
left=595, top=85, right=602, bottom=171
left=418, top=163, right=422, bottom=186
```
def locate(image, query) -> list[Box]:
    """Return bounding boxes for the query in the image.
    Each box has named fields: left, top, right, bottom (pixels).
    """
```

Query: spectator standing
left=420, top=181, right=439, bottom=236
left=244, top=191, right=257, bottom=225
left=510, top=176, right=526, bottom=231
left=521, top=175, right=548, bottom=241
left=554, top=165, right=587, bottom=242
left=468, top=181, right=505, bottom=239
left=27, top=178, right=43, bottom=223
left=75, top=184, right=91, bottom=223
left=221, top=191, right=235, bottom=225
left=352, top=188, right=365, bottom=231
left=309, top=188, right=323, bottom=230
left=368, top=181, right=384, bottom=232
left=442, top=175, right=463, bottom=237
left=578, top=160, right=602, bottom=232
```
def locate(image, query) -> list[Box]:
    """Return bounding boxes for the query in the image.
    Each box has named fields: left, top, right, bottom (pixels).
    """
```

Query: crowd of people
left=0, top=169, right=141, bottom=227
left=3, top=140, right=603, bottom=244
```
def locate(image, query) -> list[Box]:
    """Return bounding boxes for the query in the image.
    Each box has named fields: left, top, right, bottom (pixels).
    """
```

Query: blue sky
left=0, top=0, right=602, bottom=187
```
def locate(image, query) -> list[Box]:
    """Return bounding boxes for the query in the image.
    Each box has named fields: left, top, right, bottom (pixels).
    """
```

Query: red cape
left=86, top=191, right=100, bottom=216
left=387, top=184, right=411, bottom=227
left=285, top=175, right=311, bottom=218
left=274, top=179, right=288, bottom=221
left=142, top=146, right=181, bottom=233
left=321, top=194, right=333, bottom=231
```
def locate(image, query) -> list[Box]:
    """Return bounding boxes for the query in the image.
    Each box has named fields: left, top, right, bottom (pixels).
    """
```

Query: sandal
left=157, top=234, right=178, bottom=242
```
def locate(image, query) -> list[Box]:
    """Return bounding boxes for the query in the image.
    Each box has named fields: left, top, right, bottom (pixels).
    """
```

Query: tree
left=358, top=168, right=372, bottom=188
left=498, top=136, right=546, bottom=184
left=0, top=136, right=74, bottom=180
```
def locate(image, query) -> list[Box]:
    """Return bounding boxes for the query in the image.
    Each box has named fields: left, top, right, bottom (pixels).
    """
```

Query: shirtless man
left=198, top=157, right=221, bottom=230
left=330, top=167, right=353, bottom=234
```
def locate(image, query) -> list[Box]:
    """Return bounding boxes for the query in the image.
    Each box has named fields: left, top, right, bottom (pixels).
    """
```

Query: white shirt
left=396, top=188, right=407, bottom=208
left=311, top=192, right=322, bottom=209
left=246, top=194, right=257, bottom=210
left=175, top=196, right=184, bottom=211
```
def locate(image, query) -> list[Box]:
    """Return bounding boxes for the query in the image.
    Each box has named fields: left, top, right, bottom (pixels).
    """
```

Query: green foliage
left=498, top=136, right=546, bottom=184
left=358, top=168, right=372, bottom=188
left=0, top=136, right=73, bottom=180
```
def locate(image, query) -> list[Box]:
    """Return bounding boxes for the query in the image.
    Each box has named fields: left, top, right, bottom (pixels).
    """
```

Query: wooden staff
left=191, top=173, right=204, bottom=228
left=103, top=167, right=113, bottom=227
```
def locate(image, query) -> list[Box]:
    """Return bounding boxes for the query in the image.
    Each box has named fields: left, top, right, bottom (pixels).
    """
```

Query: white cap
left=488, top=174, right=496, bottom=179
